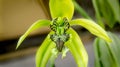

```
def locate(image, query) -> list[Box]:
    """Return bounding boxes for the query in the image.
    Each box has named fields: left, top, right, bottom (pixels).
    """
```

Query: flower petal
left=70, top=19, right=111, bottom=42
left=16, top=20, right=50, bottom=49
left=49, top=0, right=74, bottom=20
left=65, top=28, right=88, bottom=67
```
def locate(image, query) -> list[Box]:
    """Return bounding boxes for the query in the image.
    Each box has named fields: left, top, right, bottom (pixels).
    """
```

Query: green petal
left=70, top=19, right=111, bottom=42
left=65, top=28, right=88, bottom=67
left=36, top=32, right=56, bottom=67
left=49, top=0, right=74, bottom=20
left=16, top=20, right=51, bottom=49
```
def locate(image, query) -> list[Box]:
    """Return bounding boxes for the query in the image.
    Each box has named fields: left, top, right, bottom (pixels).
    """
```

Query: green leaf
left=98, top=0, right=116, bottom=28
left=36, top=32, right=56, bottom=67
left=93, top=38, right=101, bottom=67
left=92, top=0, right=105, bottom=28
left=16, top=20, right=51, bottom=49
left=93, top=32, right=120, bottom=67
left=94, top=38, right=116, bottom=67
left=70, top=19, right=111, bottom=42
left=107, top=32, right=120, bottom=67
left=93, top=0, right=118, bottom=28
left=107, top=0, right=120, bottom=22
left=73, top=0, right=91, bottom=19
left=65, top=28, right=88, bottom=67
left=49, top=0, right=74, bottom=20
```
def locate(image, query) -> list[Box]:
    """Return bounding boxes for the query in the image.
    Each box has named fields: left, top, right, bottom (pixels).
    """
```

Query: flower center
left=50, top=17, right=70, bottom=52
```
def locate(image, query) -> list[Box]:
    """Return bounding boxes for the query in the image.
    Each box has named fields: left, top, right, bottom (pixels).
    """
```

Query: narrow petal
left=70, top=19, right=111, bottom=42
left=65, top=28, right=88, bottom=67
left=36, top=32, right=56, bottom=67
left=16, top=20, right=51, bottom=49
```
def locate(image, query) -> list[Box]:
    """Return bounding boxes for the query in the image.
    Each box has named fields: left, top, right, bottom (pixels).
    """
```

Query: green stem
left=73, top=0, right=91, bottom=19
left=50, top=56, right=56, bottom=67
left=50, top=48, right=58, bottom=67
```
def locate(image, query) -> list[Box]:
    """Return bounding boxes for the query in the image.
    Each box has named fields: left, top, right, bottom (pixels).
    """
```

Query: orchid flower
left=16, top=0, right=111, bottom=67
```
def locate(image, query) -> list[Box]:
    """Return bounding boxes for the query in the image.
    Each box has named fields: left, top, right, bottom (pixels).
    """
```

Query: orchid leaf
left=97, top=0, right=116, bottom=28
left=16, top=20, right=51, bottom=49
left=92, top=0, right=105, bottom=28
left=107, top=0, right=120, bottom=23
left=49, top=0, right=74, bottom=20
left=92, top=0, right=119, bottom=28
left=107, top=32, right=120, bottom=66
left=73, top=0, right=91, bottom=19
left=94, top=32, right=120, bottom=67
left=93, top=38, right=101, bottom=67
left=36, top=31, right=56, bottom=67
left=65, top=28, right=88, bottom=67
left=70, top=19, right=111, bottom=42
left=94, top=38, right=116, bottom=67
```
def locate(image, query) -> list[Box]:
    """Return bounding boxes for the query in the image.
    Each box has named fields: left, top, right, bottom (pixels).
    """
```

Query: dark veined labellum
left=50, top=17, right=70, bottom=33
left=50, top=17, right=70, bottom=52
left=55, top=38, right=64, bottom=52
left=50, top=33, right=69, bottom=52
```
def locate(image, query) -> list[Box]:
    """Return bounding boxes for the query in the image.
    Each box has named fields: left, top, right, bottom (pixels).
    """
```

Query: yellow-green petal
left=49, top=0, right=74, bottom=20
left=36, top=31, right=56, bottom=67
left=16, top=20, right=51, bottom=49
left=70, top=19, right=111, bottom=42
left=65, top=28, right=88, bottom=67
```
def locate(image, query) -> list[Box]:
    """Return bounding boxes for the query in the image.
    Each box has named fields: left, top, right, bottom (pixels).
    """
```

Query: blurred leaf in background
left=94, top=32, right=120, bottom=67
left=92, top=0, right=120, bottom=28
left=73, top=0, right=120, bottom=28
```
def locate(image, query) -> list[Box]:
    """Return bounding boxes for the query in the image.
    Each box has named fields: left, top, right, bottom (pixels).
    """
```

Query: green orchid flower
left=16, top=0, right=111, bottom=67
